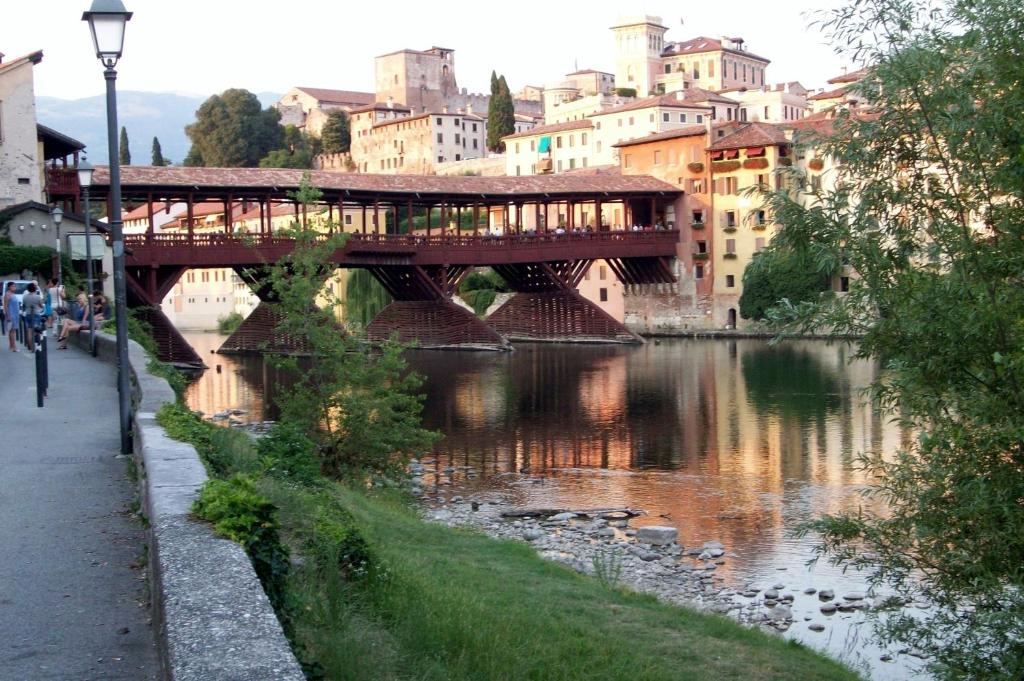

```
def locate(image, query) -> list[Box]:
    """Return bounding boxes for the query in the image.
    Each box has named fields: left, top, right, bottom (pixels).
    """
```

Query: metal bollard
left=35, top=328, right=45, bottom=408
left=40, top=332, right=48, bottom=396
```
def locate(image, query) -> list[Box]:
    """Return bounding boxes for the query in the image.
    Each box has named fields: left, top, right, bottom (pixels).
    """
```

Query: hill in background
left=36, top=91, right=280, bottom=165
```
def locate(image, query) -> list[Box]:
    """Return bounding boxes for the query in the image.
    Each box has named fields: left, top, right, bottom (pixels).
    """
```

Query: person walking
left=21, top=282, right=44, bottom=353
left=4, top=281, right=19, bottom=352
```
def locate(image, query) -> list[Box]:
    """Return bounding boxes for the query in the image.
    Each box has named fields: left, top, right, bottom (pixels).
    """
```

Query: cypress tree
left=151, top=137, right=166, bottom=166
left=119, top=126, right=131, bottom=165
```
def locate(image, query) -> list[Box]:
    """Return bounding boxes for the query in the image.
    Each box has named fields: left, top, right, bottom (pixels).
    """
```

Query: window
left=696, top=240, right=707, bottom=253
left=740, top=108, right=747, bottom=122
left=438, top=155, right=444, bottom=162
left=453, top=118, right=460, bottom=126
left=840, top=276, right=850, bottom=292
left=664, top=64, right=671, bottom=74
left=708, top=59, right=715, bottom=77
left=726, top=238, right=736, bottom=254
left=726, top=274, right=735, bottom=287
left=455, top=133, right=461, bottom=144
left=811, top=175, right=823, bottom=191
left=557, top=160, right=563, bottom=171
left=473, top=139, right=478, bottom=149
left=581, top=133, right=587, bottom=144
left=617, top=118, right=622, bottom=128
left=596, top=141, right=602, bottom=153
left=679, top=113, right=687, bottom=123
left=582, top=157, right=588, bottom=167
left=624, top=154, right=632, bottom=168
left=727, top=108, right=733, bottom=121
left=756, top=209, right=766, bottom=225
left=742, top=64, right=747, bottom=81
left=596, top=121, right=601, bottom=130
left=437, top=133, right=443, bottom=143
left=516, top=165, right=521, bottom=176
left=696, top=114, right=703, bottom=123
left=629, top=116, right=634, bottom=125
left=556, top=136, right=563, bottom=148
left=755, top=237, right=766, bottom=251
left=455, top=154, right=461, bottom=161
left=654, top=150, right=662, bottom=164
left=726, top=211, right=737, bottom=227
left=695, top=264, right=705, bottom=279
left=344, top=214, right=352, bottom=225
left=687, top=179, right=704, bottom=194
left=663, top=112, right=670, bottom=122
left=569, top=135, right=575, bottom=147
left=569, top=158, right=576, bottom=169
left=733, top=62, right=738, bottom=80
left=599, top=288, right=608, bottom=302
left=599, top=266, right=607, bottom=280
left=394, top=74, right=399, bottom=84
left=764, top=106, right=770, bottom=120
left=649, top=113, right=655, bottom=122
left=436, top=117, right=442, bottom=125
left=693, top=64, right=700, bottom=80
left=515, top=142, right=520, bottom=153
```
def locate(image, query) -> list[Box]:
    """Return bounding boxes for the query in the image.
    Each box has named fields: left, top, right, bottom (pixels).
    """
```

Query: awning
left=724, top=149, right=739, bottom=159
left=68, top=233, right=106, bottom=260
left=538, top=136, right=551, bottom=153
left=745, top=146, right=765, bottom=156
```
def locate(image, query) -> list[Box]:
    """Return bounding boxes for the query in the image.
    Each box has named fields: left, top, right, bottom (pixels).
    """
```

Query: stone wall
left=71, top=331, right=304, bottom=681
left=434, top=156, right=506, bottom=177
left=0, top=58, right=44, bottom=209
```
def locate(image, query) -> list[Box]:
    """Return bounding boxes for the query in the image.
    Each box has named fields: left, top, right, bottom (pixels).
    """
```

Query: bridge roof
left=92, top=166, right=681, bottom=204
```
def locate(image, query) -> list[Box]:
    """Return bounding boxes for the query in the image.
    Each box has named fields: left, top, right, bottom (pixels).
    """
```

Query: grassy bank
left=155, top=403, right=859, bottom=681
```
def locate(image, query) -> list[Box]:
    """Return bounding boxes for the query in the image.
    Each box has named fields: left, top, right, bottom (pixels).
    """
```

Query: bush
left=258, top=421, right=321, bottom=485
left=193, top=474, right=290, bottom=610
left=614, top=87, right=637, bottom=98
left=711, top=160, right=741, bottom=173
left=308, top=505, right=372, bottom=577
left=738, top=246, right=833, bottom=320
left=217, top=311, right=244, bottom=334
left=460, top=269, right=508, bottom=293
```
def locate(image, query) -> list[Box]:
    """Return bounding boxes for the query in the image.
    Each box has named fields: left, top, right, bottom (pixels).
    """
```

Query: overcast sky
left=7, top=0, right=850, bottom=101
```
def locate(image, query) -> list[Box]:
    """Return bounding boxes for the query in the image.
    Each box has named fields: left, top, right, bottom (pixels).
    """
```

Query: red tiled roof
left=613, top=125, right=708, bottom=148
left=808, top=86, right=851, bottom=101
left=503, top=118, right=592, bottom=140
left=0, top=50, right=43, bottom=75
left=92, top=166, right=681, bottom=199
left=562, top=164, right=620, bottom=176
left=827, top=67, right=868, bottom=85
left=588, top=92, right=716, bottom=118
left=294, top=87, right=375, bottom=106
left=707, top=122, right=788, bottom=151
left=566, top=69, right=612, bottom=76
left=235, top=202, right=307, bottom=221
left=349, top=102, right=413, bottom=114
left=663, top=37, right=769, bottom=64
left=371, top=112, right=431, bottom=129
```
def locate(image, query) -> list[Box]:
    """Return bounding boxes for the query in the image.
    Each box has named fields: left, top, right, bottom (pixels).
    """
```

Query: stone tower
left=375, top=47, right=459, bottom=112
left=612, top=16, right=668, bottom=96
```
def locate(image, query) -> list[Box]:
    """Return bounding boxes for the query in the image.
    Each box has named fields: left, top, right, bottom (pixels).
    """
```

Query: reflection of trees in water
left=344, top=269, right=391, bottom=330
left=741, top=343, right=845, bottom=418
left=229, top=353, right=307, bottom=421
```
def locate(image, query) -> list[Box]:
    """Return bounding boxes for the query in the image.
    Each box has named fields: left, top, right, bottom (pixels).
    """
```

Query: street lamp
left=78, top=158, right=97, bottom=357
left=83, top=0, right=132, bottom=455
left=51, top=206, right=63, bottom=288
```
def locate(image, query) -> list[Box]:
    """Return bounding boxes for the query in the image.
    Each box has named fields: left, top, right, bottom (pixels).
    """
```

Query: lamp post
left=83, top=0, right=132, bottom=455
left=51, top=207, right=63, bottom=289
left=78, top=159, right=97, bottom=357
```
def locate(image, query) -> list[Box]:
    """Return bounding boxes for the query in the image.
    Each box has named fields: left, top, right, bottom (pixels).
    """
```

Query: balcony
left=45, top=167, right=80, bottom=198
left=691, top=221, right=705, bottom=230
left=692, top=252, right=709, bottom=261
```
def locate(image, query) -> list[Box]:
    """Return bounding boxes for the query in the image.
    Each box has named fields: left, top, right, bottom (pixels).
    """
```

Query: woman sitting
left=57, top=292, right=91, bottom=349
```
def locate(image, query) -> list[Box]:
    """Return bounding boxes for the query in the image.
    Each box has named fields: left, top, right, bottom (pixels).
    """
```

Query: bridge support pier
left=124, top=266, right=206, bottom=367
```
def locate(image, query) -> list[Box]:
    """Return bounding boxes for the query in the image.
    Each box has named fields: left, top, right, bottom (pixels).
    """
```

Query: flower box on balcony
left=777, top=157, right=793, bottom=167
left=691, top=221, right=705, bottom=230
left=742, top=157, right=769, bottom=170
left=808, top=158, right=825, bottom=171
left=692, top=252, right=709, bottom=261
left=723, top=252, right=738, bottom=259
left=687, top=161, right=704, bottom=173
left=752, top=222, right=768, bottom=230
left=723, top=225, right=737, bottom=233
left=712, top=160, right=741, bottom=173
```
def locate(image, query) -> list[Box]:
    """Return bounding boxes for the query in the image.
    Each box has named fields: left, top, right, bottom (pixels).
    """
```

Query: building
left=564, top=69, right=616, bottom=96
left=657, top=36, right=770, bottom=92
left=274, top=86, right=375, bottom=136
left=721, top=82, right=809, bottom=124
left=612, top=16, right=669, bottom=97
left=503, top=91, right=714, bottom=175
left=807, top=68, right=869, bottom=114
left=349, top=108, right=487, bottom=175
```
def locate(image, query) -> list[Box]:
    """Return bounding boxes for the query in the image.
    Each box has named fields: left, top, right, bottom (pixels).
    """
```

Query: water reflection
left=182, top=333, right=913, bottom=679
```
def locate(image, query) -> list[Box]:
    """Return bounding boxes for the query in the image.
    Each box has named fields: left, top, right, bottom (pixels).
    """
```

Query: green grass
left=155, top=404, right=859, bottom=681
left=285, top=487, right=861, bottom=681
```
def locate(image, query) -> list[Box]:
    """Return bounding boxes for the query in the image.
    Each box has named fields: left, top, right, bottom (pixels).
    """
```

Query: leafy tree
left=266, top=175, right=439, bottom=480
left=119, top=126, right=130, bottom=165
left=184, top=88, right=284, bottom=167
left=738, top=245, right=831, bottom=321
left=320, top=110, right=351, bottom=154
left=259, top=124, right=320, bottom=169
left=151, top=136, right=167, bottom=166
left=760, top=1, right=1024, bottom=677
left=487, top=72, right=515, bottom=152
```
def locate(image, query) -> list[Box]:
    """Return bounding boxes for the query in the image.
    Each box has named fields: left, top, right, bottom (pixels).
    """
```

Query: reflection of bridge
left=92, top=166, right=684, bottom=363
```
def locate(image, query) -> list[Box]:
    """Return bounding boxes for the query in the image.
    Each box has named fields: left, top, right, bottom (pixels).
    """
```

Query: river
left=181, top=331, right=923, bottom=680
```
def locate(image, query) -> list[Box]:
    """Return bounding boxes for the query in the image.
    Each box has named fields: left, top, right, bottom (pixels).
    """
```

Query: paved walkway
left=0, top=338, right=158, bottom=680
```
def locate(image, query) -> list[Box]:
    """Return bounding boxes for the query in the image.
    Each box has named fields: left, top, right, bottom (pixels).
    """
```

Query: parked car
left=1, top=279, right=37, bottom=305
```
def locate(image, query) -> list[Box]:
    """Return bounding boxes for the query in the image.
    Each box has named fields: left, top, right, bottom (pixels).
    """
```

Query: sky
left=6, top=0, right=851, bottom=101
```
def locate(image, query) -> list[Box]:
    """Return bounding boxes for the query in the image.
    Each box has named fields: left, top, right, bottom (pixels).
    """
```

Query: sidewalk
left=0, top=340, right=158, bottom=680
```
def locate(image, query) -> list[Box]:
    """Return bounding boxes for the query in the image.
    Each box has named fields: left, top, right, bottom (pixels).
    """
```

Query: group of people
left=3, top=279, right=107, bottom=353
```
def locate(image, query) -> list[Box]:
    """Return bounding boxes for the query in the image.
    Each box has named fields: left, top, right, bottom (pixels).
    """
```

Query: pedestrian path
left=0, top=342, right=158, bottom=680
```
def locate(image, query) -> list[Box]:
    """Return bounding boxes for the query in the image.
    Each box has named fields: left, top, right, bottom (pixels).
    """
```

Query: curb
left=71, top=330, right=304, bottom=681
